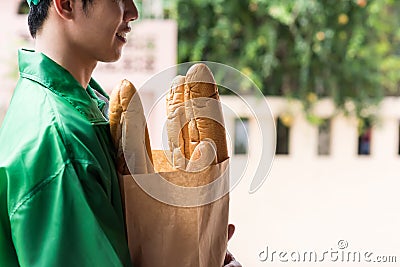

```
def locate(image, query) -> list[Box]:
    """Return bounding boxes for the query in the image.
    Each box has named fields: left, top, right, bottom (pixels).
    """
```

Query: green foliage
left=17, top=1, right=29, bottom=14
left=167, top=0, right=400, bottom=125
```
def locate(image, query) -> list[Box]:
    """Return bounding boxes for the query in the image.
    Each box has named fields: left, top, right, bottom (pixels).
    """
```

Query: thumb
left=228, top=224, right=235, bottom=241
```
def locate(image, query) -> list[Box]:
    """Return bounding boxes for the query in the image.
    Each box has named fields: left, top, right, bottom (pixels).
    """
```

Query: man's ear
left=53, top=0, right=74, bottom=20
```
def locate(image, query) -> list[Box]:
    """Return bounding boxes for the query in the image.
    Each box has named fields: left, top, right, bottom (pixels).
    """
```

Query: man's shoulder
left=1, top=78, right=59, bottom=133
left=0, top=78, right=72, bottom=201
left=0, top=78, right=68, bottom=162
left=0, top=79, right=70, bottom=205
left=1, top=76, right=87, bottom=133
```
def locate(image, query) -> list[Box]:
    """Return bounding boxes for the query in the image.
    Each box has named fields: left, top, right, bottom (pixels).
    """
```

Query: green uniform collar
left=18, top=49, right=109, bottom=124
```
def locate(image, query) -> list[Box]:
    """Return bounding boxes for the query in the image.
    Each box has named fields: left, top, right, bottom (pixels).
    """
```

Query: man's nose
left=124, top=0, right=139, bottom=22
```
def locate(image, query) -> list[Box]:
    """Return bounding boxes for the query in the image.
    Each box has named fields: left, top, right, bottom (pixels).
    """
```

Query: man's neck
left=34, top=30, right=96, bottom=89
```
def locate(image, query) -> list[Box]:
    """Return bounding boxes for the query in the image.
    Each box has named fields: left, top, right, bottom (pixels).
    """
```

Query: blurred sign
left=93, top=19, right=177, bottom=92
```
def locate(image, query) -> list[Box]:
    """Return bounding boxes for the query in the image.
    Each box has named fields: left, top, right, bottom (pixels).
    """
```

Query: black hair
left=28, top=0, right=93, bottom=38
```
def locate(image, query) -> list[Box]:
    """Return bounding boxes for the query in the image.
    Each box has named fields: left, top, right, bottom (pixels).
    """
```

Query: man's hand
left=223, top=224, right=242, bottom=267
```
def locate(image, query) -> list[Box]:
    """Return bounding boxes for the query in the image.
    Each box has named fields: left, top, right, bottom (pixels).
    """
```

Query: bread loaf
left=186, top=139, right=217, bottom=172
left=184, top=63, right=228, bottom=164
left=166, top=75, right=189, bottom=169
left=109, top=79, right=153, bottom=175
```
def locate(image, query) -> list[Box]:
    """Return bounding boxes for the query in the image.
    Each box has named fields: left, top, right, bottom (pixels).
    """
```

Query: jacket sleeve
left=8, top=160, right=132, bottom=267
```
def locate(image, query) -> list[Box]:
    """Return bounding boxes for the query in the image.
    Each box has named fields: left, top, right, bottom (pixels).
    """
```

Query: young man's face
left=70, top=0, right=138, bottom=63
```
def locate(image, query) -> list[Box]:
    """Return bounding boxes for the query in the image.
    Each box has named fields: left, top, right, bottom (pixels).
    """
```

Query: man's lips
left=116, top=26, right=131, bottom=43
left=116, top=32, right=127, bottom=43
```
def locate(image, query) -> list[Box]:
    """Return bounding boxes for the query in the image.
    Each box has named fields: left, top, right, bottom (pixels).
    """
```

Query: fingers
left=224, top=250, right=234, bottom=265
left=223, top=251, right=242, bottom=267
left=224, top=225, right=240, bottom=267
left=228, top=224, right=235, bottom=241
left=223, top=260, right=242, bottom=267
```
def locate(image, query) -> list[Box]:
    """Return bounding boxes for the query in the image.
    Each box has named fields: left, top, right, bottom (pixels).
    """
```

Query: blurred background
left=2, top=0, right=400, bottom=266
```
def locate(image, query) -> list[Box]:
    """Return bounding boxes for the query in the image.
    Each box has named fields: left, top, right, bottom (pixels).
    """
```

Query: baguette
left=109, top=79, right=153, bottom=175
left=186, top=139, right=217, bottom=172
left=166, top=75, right=189, bottom=169
left=184, top=63, right=228, bottom=164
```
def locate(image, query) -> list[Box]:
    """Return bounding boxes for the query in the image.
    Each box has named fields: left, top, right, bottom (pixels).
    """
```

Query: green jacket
left=0, top=49, right=132, bottom=267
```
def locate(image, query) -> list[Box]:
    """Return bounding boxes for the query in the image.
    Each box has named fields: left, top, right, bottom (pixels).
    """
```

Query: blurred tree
left=17, top=0, right=29, bottom=14
left=166, top=0, right=400, bottom=129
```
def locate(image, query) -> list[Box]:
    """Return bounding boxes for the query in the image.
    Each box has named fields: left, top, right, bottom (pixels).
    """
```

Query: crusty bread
left=109, top=82, right=122, bottom=148
left=166, top=75, right=190, bottom=169
left=186, top=139, right=217, bottom=172
left=109, top=79, right=153, bottom=175
left=184, top=63, right=228, bottom=164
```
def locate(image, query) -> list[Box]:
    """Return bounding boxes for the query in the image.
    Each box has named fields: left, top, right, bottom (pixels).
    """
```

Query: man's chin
left=100, top=57, right=121, bottom=63
left=99, top=51, right=122, bottom=63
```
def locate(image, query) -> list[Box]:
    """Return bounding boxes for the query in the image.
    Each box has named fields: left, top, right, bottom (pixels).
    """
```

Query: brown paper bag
left=119, top=150, right=230, bottom=267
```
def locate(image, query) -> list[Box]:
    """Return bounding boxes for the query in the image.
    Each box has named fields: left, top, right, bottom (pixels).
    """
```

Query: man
left=0, top=0, right=241, bottom=266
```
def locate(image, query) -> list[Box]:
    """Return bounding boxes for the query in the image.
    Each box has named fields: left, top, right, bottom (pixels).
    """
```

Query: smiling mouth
left=116, top=32, right=127, bottom=43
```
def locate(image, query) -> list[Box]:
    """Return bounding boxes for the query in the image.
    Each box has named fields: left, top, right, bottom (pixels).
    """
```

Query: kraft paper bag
left=118, top=150, right=230, bottom=267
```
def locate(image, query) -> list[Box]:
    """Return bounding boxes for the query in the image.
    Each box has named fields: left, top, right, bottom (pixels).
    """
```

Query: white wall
left=0, top=1, right=33, bottom=123
left=223, top=96, right=400, bottom=266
